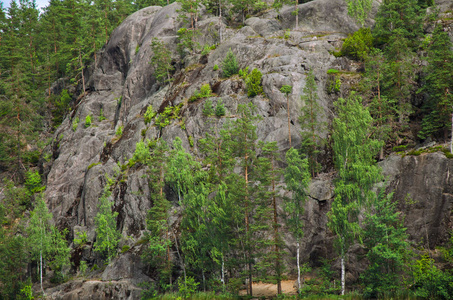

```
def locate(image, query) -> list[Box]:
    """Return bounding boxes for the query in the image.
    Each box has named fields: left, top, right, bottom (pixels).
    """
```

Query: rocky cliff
left=41, top=0, right=453, bottom=298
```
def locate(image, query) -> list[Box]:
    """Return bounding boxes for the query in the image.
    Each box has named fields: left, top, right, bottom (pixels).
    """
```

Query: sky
left=2, top=0, right=50, bottom=11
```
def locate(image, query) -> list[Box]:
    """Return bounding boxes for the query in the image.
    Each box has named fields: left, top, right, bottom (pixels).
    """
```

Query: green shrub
left=284, top=29, right=290, bottom=39
left=131, top=140, right=150, bottom=164
left=201, top=44, right=215, bottom=55
left=74, top=230, right=88, bottom=247
left=20, top=283, right=33, bottom=300
left=341, top=27, right=373, bottom=61
left=25, top=171, right=44, bottom=194
left=215, top=100, right=226, bottom=117
left=188, top=136, right=194, bottom=147
left=178, top=276, right=199, bottom=298
left=155, top=106, right=173, bottom=128
left=408, top=149, right=422, bottom=156
left=79, top=260, right=87, bottom=276
left=85, top=115, right=92, bottom=128
left=115, top=125, right=123, bottom=137
left=189, top=84, right=212, bottom=102
left=87, top=162, right=101, bottom=170
left=203, top=99, right=214, bottom=116
left=239, top=66, right=249, bottom=80
left=200, top=84, right=212, bottom=97
left=327, top=76, right=341, bottom=94
left=98, top=109, right=106, bottom=121
left=245, top=68, right=263, bottom=97
left=393, top=145, right=408, bottom=152
left=121, top=245, right=130, bottom=253
left=213, top=64, right=219, bottom=71
left=221, top=48, right=239, bottom=78
left=72, top=117, right=79, bottom=132
left=327, top=68, right=339, bottom=74
left=144, top=105, right=156, bottom=124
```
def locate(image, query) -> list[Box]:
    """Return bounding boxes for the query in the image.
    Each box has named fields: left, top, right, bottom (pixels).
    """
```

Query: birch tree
left=284, top=147, right=310, bottom=294
left=328, top=92, right=383, bottom=295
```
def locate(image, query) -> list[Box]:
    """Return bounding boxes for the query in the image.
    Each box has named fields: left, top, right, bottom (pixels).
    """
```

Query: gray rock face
left=381, top=152, right=453, bottom=248
left=42, top=0, right=453, bottom=295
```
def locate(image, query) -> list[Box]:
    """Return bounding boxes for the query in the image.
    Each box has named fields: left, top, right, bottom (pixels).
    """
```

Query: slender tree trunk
left=221, top=255, right=225, bottom=293
left=244, top=149, right=253, bottom=297
left=295, top=1, right=298, bottom=30
left=272, top=157, right=281, bottom=294
left=79, top=49, right=85, bottom=93
left=451, top=108, right=453, bottom=154
left=287, top=95, right=291, bottom=148
left=40, top=250, right=43, bottom=294
left=173, top=233, right=186, bottom=286
left=341, top=247, right=345, bottom=295
left=297, top=241, right=301, bottom=293
left=218, top=1, right=222, bottom=44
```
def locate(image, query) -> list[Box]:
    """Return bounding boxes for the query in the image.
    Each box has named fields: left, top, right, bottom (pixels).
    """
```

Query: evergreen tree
left=150, top=38, right=174, bottom=83
left=94, top=177, right=121, bottom=263
left=345, top=0, right=373, bottom=26
left=0, top=190, right=28, bottom=298
left=418, top=24, right=453, bottom=146
left=280, top=84, right=293, bottom=148
left=361, top=48, right=396, bottom=159
left=373, top=0, right=424, bottom=48
left=253, top=141, right=284, bottom=294
left=299, top=70, right=325, bottom=176
left=361, top=189, right=410, bottom=298
left=144, top=139, right=174, bottom=291
left=382, top=28, right=416, bottom=127
left=229, top=102, right=261, bottom=296
left=284, top=147, right=310, bottom=294
left=328, top=92, right=383, bottom=295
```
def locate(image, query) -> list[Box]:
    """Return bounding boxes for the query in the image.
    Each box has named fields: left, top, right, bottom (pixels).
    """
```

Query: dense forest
left=0, top=0, right=452, bottom=299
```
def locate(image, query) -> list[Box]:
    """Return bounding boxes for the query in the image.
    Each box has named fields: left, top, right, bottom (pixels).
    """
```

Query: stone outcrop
left=40, top=0, right=453, bottom=296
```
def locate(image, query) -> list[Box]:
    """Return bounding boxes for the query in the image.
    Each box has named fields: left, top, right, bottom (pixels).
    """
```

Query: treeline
left=0, top=0, right=168, bottom=176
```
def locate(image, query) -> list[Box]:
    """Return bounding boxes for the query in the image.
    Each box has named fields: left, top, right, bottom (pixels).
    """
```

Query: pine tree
left=284, top=147, right=310, bottom=293
left=299, top=70, right=325, bottom=176
left=373, top=0, right=424, bottom=48
left=254, top=141, right=285, bottom=294
left=150, top=38, right=174, bottom=83
left=361, top=189, right=410, bottom=298
left=230, top=103, right=261, bottom=296
left=345, top=0, right=373, bottom=26
left=94, top=177, right=121, bottom=263
left=382, top=29, right=416, bottom=127
left=328, top=92, right=383, bottom=295
left=280, top=85, right=293, bottom=148
left=418, top=24, right=453, bottom=146
left=361, top=48, right=396, bottom=159
left=144, top=139, right=174, bottom=291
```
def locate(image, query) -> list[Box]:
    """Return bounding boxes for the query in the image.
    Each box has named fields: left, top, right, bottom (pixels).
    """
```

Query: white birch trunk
left=296, top=241, right=301, bottom=293
left=40, top=250, right=43, bottom=294
left=341, top=255, right=345, bottom=295
left=221, top=255, right=225, bottom=293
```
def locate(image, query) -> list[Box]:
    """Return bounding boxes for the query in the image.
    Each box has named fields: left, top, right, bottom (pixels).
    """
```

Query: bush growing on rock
left=245, top=68, right=263, bottom=97
left=221, top=48, right=239, bottom=77
left=341, top=28, right=373, bottom=61
left=215, top=100, right=226, bottom=117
